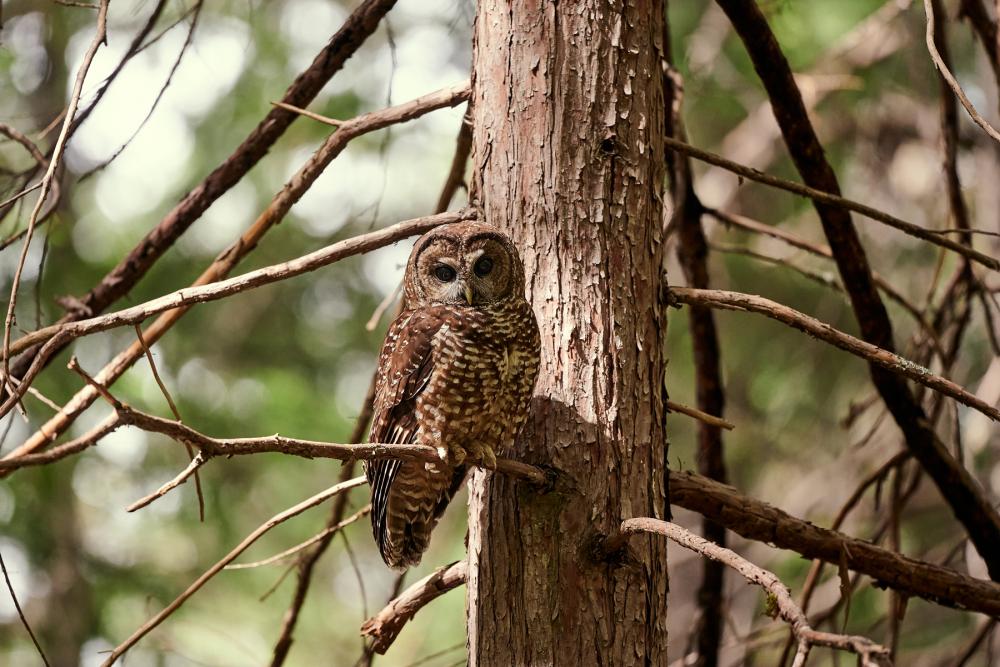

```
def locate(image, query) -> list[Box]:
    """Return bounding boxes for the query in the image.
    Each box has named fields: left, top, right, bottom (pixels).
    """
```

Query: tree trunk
left=466, top=3, right=669, bottom=665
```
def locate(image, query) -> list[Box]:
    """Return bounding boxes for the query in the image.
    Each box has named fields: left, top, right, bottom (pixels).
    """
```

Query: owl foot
left=434, top=443, right=466, bottom=467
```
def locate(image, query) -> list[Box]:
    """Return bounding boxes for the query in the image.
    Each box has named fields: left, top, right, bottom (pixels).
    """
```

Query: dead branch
left=360, top=561, right=468, bottom=654
left=2, top=0, right=400, bottom=402
left=666, top=399, right=735, bottom=431
left=226, top=507, right=370, bottom=570
left=958, top=0, right=1000, bottom=106
left=688, top=2, right=1000, bottom=583
left=0, top=414, right=119, bottom=473
left=0, top=548, right=50, bottom=667
left=269, top=376, right=378, bottom=667
left=669, top=287, right=999, bottom=421
left=133, top=324, right=204, bottom=519
left=923, top=0, right=1000, bottom=144
left=0, top=123, right=59, bottom=229
left=669, top=470, right=1000, bottom=616
left=708, top=209, right=945, bottom=357
left=662, top=136, right=997, bottom=271
left=610, top=519, right=892, bottom=667
left=1, top=0, right=109, bottom=413
left=2, top=201, right=468, bottom=458
left=101, top=476, right=367, bottom=666
left=125, top=451, right=206, bottom=513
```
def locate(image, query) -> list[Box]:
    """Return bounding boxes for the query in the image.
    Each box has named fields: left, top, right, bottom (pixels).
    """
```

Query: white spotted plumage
left=364, top=222, right=540, bottom=569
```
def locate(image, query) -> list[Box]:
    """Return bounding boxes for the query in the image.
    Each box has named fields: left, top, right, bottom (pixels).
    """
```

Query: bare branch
left=226, top=507, right=370, bottom=570
left=134, top=324, right=204, bottom=520
left=2, top=0, right=400, bottom=405
left=669, top=470, right=1000, bottom=616
left=270, top=375, right=378, bottom=666
left=923, top=0, right=1000, bottom=144
left=101, top=476, right=368, bottom=666
left=662, top=136, right=998, bottom=271
left=610, top=519, right=892, bottom=667
left=0, top=414, right=119, bottom=472
left=666, top=399, right=735, bottom=431
left=125, top=450, right=207, bottom=513
left=0, top=548, right=50, bottom=667
left=669, top=287, right=1000, bottom=421
left=360, top=561, right=468, bottom=654
left=1, top=0, right=108, bottom=409
left=708, top=208, right=946, bottom=358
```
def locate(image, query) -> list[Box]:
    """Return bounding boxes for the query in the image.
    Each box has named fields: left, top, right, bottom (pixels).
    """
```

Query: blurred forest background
left=0, top=0, right=997, bottom=665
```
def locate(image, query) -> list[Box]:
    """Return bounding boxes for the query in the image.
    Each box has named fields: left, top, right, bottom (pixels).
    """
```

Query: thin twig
left=0, top=548, right=50, bottom=667
left=0, top=0, right=111, bottom=399
left=610, top=519, right=892, bottom=666
left=666, top=399, right=735, bottom=431
left=669, top=287, right=1000, bottom=421
left=270, top=101, right=345, bottom=127
left=125, top=451, right=207, bottom=513
left=226, top=507, right=370, bottom=570
left=134, top=324, right=204, bottom=520
left=923, top=0, right=1000, bottom=144
left=101, top=476, right=368, bottom=666
left=1, top=84, right=471, bottom=447
left=662, top=136, right=998, bottom=270
left=707, top=208, right=946, bottom=358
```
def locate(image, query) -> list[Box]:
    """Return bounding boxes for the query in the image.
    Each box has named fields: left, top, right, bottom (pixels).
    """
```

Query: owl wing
left=366, top=309, right=445, bottom=558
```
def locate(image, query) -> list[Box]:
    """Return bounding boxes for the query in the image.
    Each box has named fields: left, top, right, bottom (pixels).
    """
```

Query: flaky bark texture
left=466, top=3, right=669, bottom=665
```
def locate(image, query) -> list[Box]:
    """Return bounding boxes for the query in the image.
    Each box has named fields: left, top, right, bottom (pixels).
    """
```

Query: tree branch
left=713, top=0, right=1000, bottom=581
left=1, top=0, right=109, bottom=413
left=3, top=0, right=401, bottom=401
left=609, top=519, right=892, bottom=667
left=669, top=470, right=1000, bottom=616
left=101, top=476, right=367, bottom=666
left=662, top=136, right=997, bottom=271
left=924, top=0, right=1000, bottom=144
left=669, top=287, right=999, bottom=421
left=360, top=561, right=468, bottom=654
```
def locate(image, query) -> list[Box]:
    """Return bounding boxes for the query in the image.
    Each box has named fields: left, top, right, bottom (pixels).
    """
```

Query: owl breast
left=417, top=297, right=540, bottom=460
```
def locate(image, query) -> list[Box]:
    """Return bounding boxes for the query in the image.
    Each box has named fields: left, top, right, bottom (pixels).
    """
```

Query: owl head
left=403, top=222, right=526, bottom=307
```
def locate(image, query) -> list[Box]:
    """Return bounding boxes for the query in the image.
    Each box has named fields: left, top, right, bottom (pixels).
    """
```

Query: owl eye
left=434, top=265, right=457, bottom=282
left=473, top=257, right=494, bottom=277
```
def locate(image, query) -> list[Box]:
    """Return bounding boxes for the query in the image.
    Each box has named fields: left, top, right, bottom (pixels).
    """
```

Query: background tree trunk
left=466, top=3, right=670, bottom=665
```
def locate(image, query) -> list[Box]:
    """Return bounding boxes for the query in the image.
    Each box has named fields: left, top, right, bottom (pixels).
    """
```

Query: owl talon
left=479, top=448, right=497, bottom=470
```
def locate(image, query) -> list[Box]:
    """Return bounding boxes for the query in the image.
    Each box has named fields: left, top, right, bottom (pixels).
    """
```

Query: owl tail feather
left=373, top=463, right=467, bottom=570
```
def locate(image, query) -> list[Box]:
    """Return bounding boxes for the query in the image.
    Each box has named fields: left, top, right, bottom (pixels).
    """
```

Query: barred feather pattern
left=366, top=295, right=540, bottom=570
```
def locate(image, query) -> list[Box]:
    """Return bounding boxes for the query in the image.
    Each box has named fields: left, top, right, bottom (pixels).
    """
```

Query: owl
left=365, top=221, right=540, bottom=570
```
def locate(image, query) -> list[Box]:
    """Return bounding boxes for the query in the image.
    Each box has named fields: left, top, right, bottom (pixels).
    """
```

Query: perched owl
left=365, top=221, right=540, bottom=570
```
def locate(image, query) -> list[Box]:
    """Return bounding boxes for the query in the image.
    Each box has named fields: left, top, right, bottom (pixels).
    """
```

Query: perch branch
left=608, top=519, right=892, bottom=667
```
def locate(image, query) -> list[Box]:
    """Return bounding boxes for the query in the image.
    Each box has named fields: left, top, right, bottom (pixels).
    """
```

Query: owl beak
left=463, top=283, right=475, bottom=306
